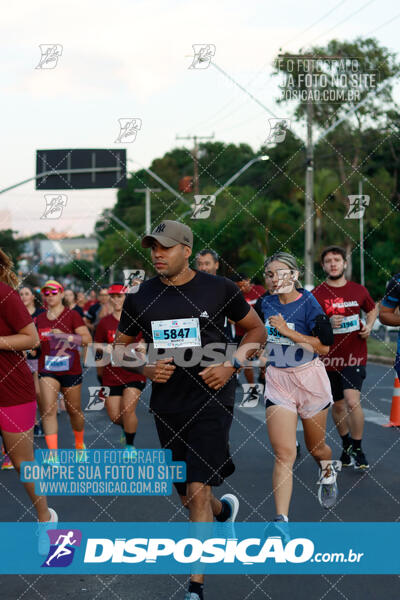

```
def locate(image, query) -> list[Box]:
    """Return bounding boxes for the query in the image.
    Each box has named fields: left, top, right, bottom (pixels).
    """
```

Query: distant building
left=46, top=228, right=69, bottom=240
left=22, top=236, right=98, bottom=266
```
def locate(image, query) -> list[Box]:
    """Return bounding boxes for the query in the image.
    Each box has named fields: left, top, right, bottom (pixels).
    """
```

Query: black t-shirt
left=118, top=271, right=250, bottom=413
left=85, top=302, right=100, bottom=323
left=73, top=305, right=84, bottom=318
left=32, top=307, right=45, bottom=319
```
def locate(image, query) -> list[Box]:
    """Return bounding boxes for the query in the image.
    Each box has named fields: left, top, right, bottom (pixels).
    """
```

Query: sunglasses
left=43, top=289, right=60, bottom=296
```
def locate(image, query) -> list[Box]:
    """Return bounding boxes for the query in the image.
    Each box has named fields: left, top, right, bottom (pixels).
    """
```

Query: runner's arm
left=359, top=305, right=378, bottom=338
left=380, top=276, right=400, bottom=326
left=113, top=330, right=175, bottom=382
left=0, top=322, right=40, bottom=351
left=379, top=304, right=400, bottom=326
left=74, top=325, right=92, bottom=346
left=232, top=307, right=267, bottom=363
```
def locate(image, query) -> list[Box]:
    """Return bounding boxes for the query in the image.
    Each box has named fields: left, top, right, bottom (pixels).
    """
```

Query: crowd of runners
left=0, top=219, right=398, bottom=600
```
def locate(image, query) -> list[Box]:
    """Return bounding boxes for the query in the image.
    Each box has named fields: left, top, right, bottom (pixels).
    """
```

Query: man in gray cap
left=115, top=220, right=266, bottom=600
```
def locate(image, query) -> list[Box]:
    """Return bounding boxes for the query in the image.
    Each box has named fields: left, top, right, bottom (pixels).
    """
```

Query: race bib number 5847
left=151, top=318, right=201, bottom=349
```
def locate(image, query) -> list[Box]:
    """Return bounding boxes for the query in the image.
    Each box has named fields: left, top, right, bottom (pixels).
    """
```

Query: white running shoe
left=183, top=594, right=201, bottom=600
left=214, top=493, right=239, bottom=539
left=37, top=507, right=58, bottom=555
left=317, top=460, right=341, bottom=509
left=219, top=493, right=239, bottom=522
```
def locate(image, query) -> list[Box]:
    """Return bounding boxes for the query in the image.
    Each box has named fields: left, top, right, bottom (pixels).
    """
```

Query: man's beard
left=327, top=268, right=345, bottom=281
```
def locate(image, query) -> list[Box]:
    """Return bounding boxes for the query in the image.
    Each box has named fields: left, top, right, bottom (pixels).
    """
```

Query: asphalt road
left=1, top=362, right=399, bottom=599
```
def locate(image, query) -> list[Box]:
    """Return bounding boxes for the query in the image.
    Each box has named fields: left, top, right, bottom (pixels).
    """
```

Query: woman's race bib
left=265, top=319, right=295, bottom=345
left=151, top=318, right=201, bottom=349
left=332, top=314, right=360, bottom=335
left=44, top=355, right=71, bottom=372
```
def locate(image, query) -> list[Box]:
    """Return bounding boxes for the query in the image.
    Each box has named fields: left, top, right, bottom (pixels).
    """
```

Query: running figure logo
left=41, top=194, right=68, bottom=220
left=345, top=195, right=370, bottom=219
left=188, top=44, right=216, bottom=69
left=239, top=384, right=264, bottom=408
left=35, top=44, right=63, bottom=69
left=266, top=119, right=291, bottom=144
left=191, top=195, right=216, bottom=219
left=123, top=269, right=145, bottom=292
left=115, top=118, right=142, bottom=143
left=85, top=386, right=110, bottom=411
left=42, top=529, right=82, bottom=568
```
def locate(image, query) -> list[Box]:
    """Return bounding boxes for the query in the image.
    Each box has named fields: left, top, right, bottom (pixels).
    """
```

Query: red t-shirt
left=312, top=281, right=375, bottom=370
left=36, top=308, right=85, bottom=375
left=83, top=300, right=96, bottom=312
left=0, top=282, right=36, bottom=406
left=94, top=314, right=145, bottom=386
left=235, top=284, right=266, bottom=337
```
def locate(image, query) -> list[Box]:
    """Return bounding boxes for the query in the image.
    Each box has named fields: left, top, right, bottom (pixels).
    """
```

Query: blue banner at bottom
left=1, top=522, right=399, bottom=574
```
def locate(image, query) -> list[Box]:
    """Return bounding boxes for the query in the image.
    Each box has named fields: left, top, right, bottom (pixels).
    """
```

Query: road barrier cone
left=384, top=377, right=400, bottom=427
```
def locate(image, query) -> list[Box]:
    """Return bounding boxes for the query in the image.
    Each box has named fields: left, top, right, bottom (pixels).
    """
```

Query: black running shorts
left=153, top=403, right=235, bottom=496
left=327, top=365, right=366, bottom=402
left=108, top=381, right=146, bottom=396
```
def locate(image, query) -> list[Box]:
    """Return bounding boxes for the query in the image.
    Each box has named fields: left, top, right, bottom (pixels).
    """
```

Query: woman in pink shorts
left=259, top=252, right=339, bottom=531
left=0, top=249, right=57, bottom=530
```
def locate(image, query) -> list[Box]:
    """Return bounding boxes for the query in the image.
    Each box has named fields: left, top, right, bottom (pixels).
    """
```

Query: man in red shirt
left=313, top=246, right=377, bottom=470
left=232, top=273, right=265, bottom=385
left=83, top=290, right=98, bottom=312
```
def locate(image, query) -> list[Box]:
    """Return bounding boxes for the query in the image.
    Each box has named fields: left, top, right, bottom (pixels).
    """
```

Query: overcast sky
left=2, top=0, right=400, bottom=237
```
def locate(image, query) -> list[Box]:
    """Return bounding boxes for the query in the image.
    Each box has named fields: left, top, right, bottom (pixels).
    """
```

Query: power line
left=307, top=0, right=377, bottom=45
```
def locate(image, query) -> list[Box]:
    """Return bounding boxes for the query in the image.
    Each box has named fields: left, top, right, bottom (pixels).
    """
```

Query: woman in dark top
left=64, top=288, right=84, bottom=317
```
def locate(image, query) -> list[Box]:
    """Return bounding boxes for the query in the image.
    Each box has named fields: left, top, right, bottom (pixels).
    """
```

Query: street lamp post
left=180, top=155, right=270, bottom=219
left=214, top=155, right=269, bottom=199
left=134, top=188, right=161, bottom=235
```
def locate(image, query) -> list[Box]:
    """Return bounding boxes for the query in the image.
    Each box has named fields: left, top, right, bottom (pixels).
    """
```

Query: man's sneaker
left=43, top=450, right=60, bottom=467
left=219, top=494, right=239, bottom=522
left=122, top=445, right=137, bottom=460
left=317, top=460, right=341, bottom=509
left=75, top=444, right=87, bottom=463
left=37, top=508, right=58, bottom=555
left=351, top=448, right=369, bottom=470
left=340, top=446, right=354, bottom=467
left=214, top=494, right=239, bottom=539
left=1, top=454, right=14, bottom=470
left=264, top=515, right=290, bottom=545
left=183, top=594, right=201, bottom=600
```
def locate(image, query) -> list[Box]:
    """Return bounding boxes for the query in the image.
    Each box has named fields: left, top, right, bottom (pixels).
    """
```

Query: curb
left=368, top=354, right=394, bottom=366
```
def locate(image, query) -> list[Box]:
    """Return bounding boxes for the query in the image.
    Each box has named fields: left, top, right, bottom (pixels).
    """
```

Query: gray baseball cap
left=141, top=220, right=193, bottom=249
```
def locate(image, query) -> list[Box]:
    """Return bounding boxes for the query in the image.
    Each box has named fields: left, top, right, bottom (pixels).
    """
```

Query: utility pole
left=134, top=188, right=161, bottom=235
left=304, top=97, right=314, bottom=289
left=359, top=179, right=365, bottom=287
left=176, top=133, right=214, bottom=195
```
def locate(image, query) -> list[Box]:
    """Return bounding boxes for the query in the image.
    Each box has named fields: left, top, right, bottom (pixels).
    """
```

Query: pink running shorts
left=0, top=401, right=36, bottom=433
left=264, top=357, right=333, bottom=419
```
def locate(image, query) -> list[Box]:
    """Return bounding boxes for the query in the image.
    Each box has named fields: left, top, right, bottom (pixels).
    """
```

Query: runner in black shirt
left=116, top=220, right=266, bottom=600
